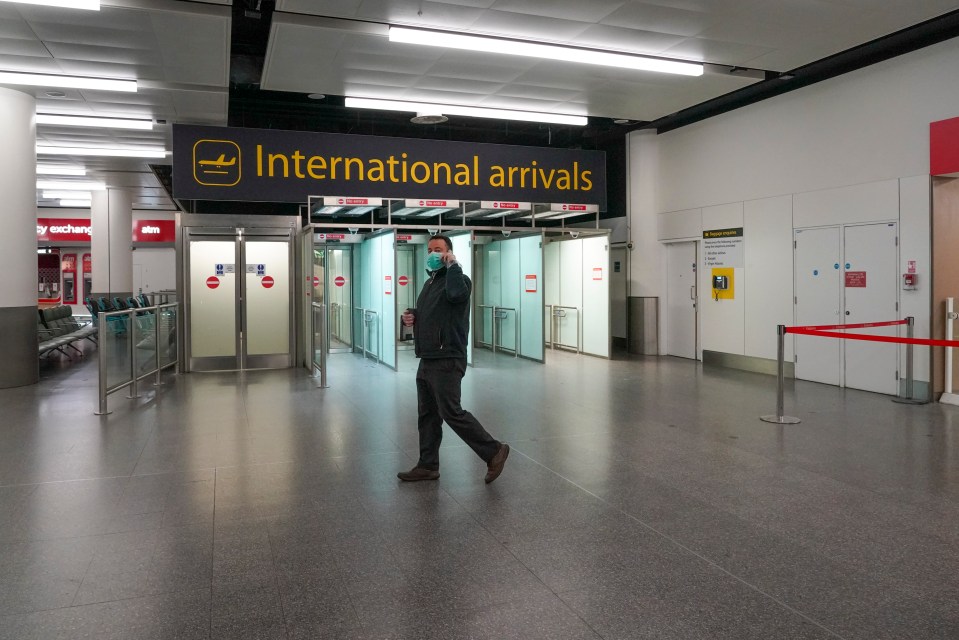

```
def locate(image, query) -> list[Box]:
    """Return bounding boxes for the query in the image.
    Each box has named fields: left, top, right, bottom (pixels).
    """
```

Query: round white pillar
left=91, top=187, right=133, bottom=300
left=0, top=87, right=38, bottom=387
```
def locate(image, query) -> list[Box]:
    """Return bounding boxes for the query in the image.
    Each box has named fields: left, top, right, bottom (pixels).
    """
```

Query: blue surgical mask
left=426, top=252, right=444, bottom=271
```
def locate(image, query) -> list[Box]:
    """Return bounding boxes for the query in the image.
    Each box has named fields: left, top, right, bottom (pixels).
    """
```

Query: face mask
left=426, top=252, right=444, bottom=271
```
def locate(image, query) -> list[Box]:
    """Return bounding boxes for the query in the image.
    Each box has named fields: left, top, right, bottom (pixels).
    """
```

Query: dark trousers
left=416, top=358, right=499, bottom=470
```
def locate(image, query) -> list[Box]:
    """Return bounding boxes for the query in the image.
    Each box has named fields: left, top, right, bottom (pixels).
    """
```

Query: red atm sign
left=37, top=218, right=175, bottom=243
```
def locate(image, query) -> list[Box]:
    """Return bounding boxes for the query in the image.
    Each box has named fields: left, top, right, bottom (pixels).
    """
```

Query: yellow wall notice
left=711, top=267, right=735, bottom=300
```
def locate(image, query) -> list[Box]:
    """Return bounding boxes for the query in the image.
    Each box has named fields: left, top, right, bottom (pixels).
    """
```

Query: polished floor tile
left=0, top=348, right=956, bottom=638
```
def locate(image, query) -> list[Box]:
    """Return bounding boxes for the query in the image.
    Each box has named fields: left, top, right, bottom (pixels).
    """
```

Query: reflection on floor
left=1, top=348, right=957, bottom=639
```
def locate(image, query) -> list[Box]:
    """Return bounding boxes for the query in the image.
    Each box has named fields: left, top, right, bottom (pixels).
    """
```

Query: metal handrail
left=492, top=306, right=519, bottom=357
left=475, top=304, right=519, bottom=356
left=95, top=302, right=179, bottom=415
left=311, top=302, right=328, bottom=388
left=353, top=307, right=381, bottom=362
left=550, top=305, right=580, bottom=353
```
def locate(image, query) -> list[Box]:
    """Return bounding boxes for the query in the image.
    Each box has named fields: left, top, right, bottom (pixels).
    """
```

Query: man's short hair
left=430, top=234, right=453, bottom=251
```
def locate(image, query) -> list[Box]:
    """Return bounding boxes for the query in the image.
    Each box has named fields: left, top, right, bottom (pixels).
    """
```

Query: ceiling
left=1, top=0, right=957, bottom=214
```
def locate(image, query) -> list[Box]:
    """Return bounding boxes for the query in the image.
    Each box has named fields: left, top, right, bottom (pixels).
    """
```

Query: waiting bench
left=38, top=305, right=97, bottom=358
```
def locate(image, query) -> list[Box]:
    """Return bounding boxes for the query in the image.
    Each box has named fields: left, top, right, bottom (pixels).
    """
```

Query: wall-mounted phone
left=710, top=268, right=735, bottom=301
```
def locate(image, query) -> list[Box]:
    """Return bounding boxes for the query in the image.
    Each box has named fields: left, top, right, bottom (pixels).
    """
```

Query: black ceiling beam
left=638, top=9, right=959, bottom=134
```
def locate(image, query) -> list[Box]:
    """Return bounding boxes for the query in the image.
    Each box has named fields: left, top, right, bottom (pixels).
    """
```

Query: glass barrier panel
left=106, top=314, right=133, bottom=389
left=313, top=305, right=324, bottom=369
left=135, top=310, right=157, bottom=378
left=159, top=306, right=177, bottom=368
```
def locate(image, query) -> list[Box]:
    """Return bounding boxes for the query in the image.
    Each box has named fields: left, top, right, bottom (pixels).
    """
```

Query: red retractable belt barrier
left=787, top=327, right=959, bottom=348
left=788, top=319, right=907, bottom=332
left=784, top=318, right=959, bottom=348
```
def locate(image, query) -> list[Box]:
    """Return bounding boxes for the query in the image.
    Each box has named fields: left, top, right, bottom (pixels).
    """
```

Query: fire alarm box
left=902, top=273, right=918, bottom=290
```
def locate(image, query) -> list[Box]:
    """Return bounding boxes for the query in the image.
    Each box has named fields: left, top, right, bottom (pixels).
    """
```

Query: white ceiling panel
left=574, top=23, right=687, bottom=56
left=488, top=0, right=625, bottom=23
left=276, top=0, right=365, bottom=16
left=600, top=3, right=720, bottom=38
left=355, top=0, right=486, bottom=27
left=150, top=13, right=230, bottom=86
left=469, top=9, right=590, bottom=41
left=662, top=37, right=776, bottom=67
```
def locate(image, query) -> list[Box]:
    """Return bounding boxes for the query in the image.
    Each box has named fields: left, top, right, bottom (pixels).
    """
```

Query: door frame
left=663, top=239, right=699, bottom=360
left=176, top=213, right=299, bottom=373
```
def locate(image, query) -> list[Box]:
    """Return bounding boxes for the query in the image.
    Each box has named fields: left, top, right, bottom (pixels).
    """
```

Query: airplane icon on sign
left=198, top=154, right=237, bottom=173
left=193, top=140, right=241, bottom=186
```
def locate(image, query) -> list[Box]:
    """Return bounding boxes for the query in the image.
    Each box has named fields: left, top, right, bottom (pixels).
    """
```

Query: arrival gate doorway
left=180, top=215, right=297, bottom=372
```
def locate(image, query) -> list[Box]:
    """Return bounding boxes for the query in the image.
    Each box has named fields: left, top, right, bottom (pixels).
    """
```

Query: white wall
left=132, top=248, right=176, bottom=293
left=628, top=36, right=955, bottom=384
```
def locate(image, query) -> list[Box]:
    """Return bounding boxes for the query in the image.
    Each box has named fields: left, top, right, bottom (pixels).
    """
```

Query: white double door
left=794, top=223, right=899, bottom=395
left=187, top=229, right=293, bottom=371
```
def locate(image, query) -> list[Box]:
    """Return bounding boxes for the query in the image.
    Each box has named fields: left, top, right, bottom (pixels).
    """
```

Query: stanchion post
left=94, top=311, right=111, bottom=415
left=905, top=316, right=914, bottom=399
left=761, top=325, right=801, bottom=424
left=126, top=309, right=139, bottom=399
left=319, top=303, right=328, bottom=388
left=893, top=316, right=927, bottom=405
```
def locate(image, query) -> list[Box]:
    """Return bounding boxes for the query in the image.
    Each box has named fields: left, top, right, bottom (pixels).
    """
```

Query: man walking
left=397, top=235, right=509, bottom=484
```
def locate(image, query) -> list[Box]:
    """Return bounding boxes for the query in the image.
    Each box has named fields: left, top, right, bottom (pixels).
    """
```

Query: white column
left=626, top=130, right=664, bottom=352
left=91, top=187, right=133, bottom=299
left=0, top=87, right=38, bottom=387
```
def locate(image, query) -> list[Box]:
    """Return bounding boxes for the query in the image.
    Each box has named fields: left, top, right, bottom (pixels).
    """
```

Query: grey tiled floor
left=1, top=345, right=958, bottom=639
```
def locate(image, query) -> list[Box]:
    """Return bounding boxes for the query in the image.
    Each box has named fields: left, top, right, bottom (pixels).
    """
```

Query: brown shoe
left=397, top=466, right=440, bottom=482
left=485, top=444, right=510, bottom=484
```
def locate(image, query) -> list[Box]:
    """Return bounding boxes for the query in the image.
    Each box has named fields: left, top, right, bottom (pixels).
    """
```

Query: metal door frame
left=177, top=213, right=298, bottom=373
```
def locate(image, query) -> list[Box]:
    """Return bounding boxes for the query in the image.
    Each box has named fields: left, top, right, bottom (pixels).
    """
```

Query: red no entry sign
left=261, top=275, right=275, bottom=288
left=312, top=276, right=320, bottom=287
left=398, top=275, right=409, bottom=286
left=334, top=275, right=346, bottom=287
left=206, top=276, right=219, bottom=289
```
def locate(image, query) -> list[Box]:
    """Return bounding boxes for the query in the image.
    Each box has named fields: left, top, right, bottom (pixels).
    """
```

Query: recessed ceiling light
left=613, top=119, right=631, bottom=125
left=36, top=145, right=167, bottom=158
left=36, top=165, right=85, bottom=175
left=44, top=91, right=67, bottom=98
left=42, top=190, right=92, bottom=199
left=0, top=71, right=135, bottom=92
left=0, top=0, right=99, bottom=9
left=346, top=97, right=587, bottom=126
left=389, top=26, right=703, bottom=76
left=36, top=114, right=153, bottom=130
left=307, top=93, right=326, bottom=100
left=37, top=180, right=105, bottom=190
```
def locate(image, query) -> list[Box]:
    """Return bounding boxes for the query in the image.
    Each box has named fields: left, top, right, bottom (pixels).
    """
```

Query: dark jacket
left=412, top=263, right=471, bottom=359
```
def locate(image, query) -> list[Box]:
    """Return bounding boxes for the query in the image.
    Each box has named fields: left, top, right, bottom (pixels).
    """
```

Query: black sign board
left=173, top=124, right=606, bottom=209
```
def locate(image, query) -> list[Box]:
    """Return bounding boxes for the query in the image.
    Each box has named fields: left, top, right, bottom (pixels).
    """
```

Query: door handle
left=690, top=285, right=695, bottom=300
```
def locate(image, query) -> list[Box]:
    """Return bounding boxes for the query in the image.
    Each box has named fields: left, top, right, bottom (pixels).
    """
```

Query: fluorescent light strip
left=345, top=97, right=586, bottom=126
left=0, top=71, right=134, bottom=92
left=37, top=145, right=167, bottom=158
left=0, top=0, right=99, bottom=9
left=58, top=200, right=92, bottom=207
left=37, top=180, right=104, bottom=190
left=43, top=190, right=91, bottom=199
left=389, top=26, right=703, bottom=77
left=37, top=114, right=153, bottom=130
left=37, top=166, right=85, bottom=175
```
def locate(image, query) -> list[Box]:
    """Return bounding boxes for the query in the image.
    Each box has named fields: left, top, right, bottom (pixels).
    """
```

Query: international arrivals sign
left=172, top=124, right=607, bottom=209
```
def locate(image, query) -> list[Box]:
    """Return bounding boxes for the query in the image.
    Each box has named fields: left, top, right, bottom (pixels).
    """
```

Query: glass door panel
left=244, top=239, right=292, bottom=366
left=328, top=247, right=352, bottom=351
left=189, top=239, right=238, bottom=367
